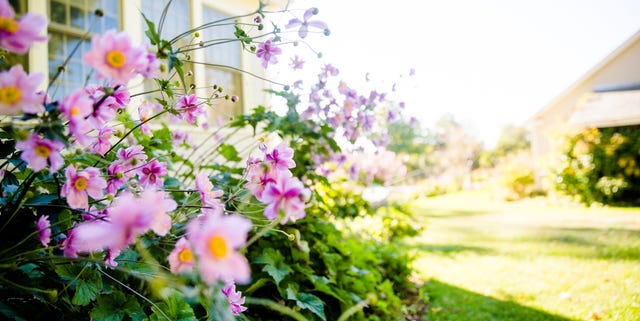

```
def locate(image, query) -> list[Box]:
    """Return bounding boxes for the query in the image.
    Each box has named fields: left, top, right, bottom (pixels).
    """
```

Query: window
left=201, top=6, right=243, bottom=118
left=47, top=0, right=120, bottom=100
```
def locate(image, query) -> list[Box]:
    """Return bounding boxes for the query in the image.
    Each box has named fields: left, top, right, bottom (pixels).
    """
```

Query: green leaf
left=141, top=12, right=159, bottom=45
left=25, top=193, right=58, bottom=206
left=255, top=248, right=291, bottom=285
left=295, top=292, right=326, bottom=321
left=150, top=291, right=196, bottom=321
left=91, top=292, right=145, bottom=321
left=72, top=279, right=101, bottom=306
left=18, top=263, right=44, bottom=279
left=218, top=144, right=241, bottom=162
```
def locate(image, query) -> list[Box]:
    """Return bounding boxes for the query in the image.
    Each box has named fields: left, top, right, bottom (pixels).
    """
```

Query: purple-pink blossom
left=265, top=142, right=296, bottom=170
left=0, top=65, right=44, bottom=115
left=285, top=8, right=328, bottom=39
left=137, top=159, right=167, bottom=188
left=261, top=171, right=307, bottom=223
left=167, top=237, right=194, bottom=274
left=60, top=88, right=94, bottom=146
left=84, top=29, right=146, bottom=85
left=137, top=47, right=161, bottom=79
left=175, top=94, right=206, bottom=124
left=0, top=0, right=47, bottom=54
left=15, top=133, right=64, bottom=173
left=91, top=126, right=113, bottom=156
left=36, top=215, right=51, bottom=248
left=222, top=281, right=248, bottom=315
left=64, top=189, right=176, bottom=263
left=84, top=85, right=130, bottom=129
left=137, top=101, right=157, bottom=136
left=256, top=39, right=282, bottom=68
left=195, top=173, right=224, bottom=216
left=186, top=213, right=252, bottom=284
left=61, top=165, right=106, bottom=210
left=289, top=55, right=304, bottom=70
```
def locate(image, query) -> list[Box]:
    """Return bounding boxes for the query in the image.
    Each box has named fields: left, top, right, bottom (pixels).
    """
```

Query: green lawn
left=407, top=190, right=640, bottom=321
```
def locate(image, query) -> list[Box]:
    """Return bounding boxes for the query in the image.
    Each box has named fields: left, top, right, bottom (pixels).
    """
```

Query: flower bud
left=254, top=15, right=262, bottom=23
left=105, top=193, right=114, bottom=201
left=231, top=95, right=238, bottom=103
left=284, top=85, right=290, bottom=91
left=324, top=29, right=331, bottom=36
left=224, top=94, right=229, bottom=100
left=258, top=24, right=264, bottom=31
left=186, top=70, right=193, bottom=76
left=311, top=7, right=319, bottom=15
left=317, top=52, right=323, bottom=58
left=94, top=9, right=104, bottom=17
left=160, top=64, right=166, bottom=72
left=194, top=31, right=200, bottom=38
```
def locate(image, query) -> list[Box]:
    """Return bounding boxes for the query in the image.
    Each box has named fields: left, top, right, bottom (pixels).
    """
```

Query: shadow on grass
left=410, top=243, right=493, bottom=256
left=423, top=279, right=574, bottom=321
left=523, top=227, right=640, bottom=261
left=415, top=208, right=490, bottom=218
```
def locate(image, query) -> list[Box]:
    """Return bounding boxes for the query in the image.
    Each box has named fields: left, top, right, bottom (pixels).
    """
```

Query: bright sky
left=278, top=0, right=640, bottom=148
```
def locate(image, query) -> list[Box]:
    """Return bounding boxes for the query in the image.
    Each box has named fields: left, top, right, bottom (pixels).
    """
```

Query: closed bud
left=94, top=9, right=104, bottom=17
left=194, top=31, right=200, bottom=37
left=231, top=95, right=239, bottom=103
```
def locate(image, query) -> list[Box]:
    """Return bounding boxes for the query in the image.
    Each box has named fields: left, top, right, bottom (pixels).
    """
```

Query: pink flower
left=137, top=159, right=167, bottom=188
left=65, top=189, right=176, bottom=264
left=0, top=0, right=47, bottom=54
left=171, top=130, right=189, bottom=146
left=167, top=237, right=194, bottom=274
left=256, top=39, right=282, bottom=68
left=285, top=7, right=328, bottom=39
left=261, top=171, right=307, bottom=223
left=84, top=85, right=129, bottom=129
left=36, top=215, right=51, bottom=248
left=175, top=94, right=206, bottom=124
left=138, top=101, right=156, bottom=136
left=186, top=214, right=252, bottom=284
left=61, top=165, right=106, bottom=210
left=265, top=142, right=296, bottom=170
left=91, top=126, right=113, bottom=156
left=15, top=133, right=64, bottom=173
left=244, top=162, right=277, bottom=202
left=84, top=29, right=146, bottom=85
left=137, top=48, right=160, bottom=79
left=0, top=65, right=44, bottom=115
left=195, top=173, right=224, bottom=216
left=222, top=281, right=247, bottom=315
left=289, top=55, right=304, bottom=70
left=60, top=88, right=94, bottom=146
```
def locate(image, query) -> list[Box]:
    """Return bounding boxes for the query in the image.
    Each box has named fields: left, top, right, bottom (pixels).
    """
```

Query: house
left=23, top=0, right=284, bottom=119
left=527, top=30, right=640, bottom=189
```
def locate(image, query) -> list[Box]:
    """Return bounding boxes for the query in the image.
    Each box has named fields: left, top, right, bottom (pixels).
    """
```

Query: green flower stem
left=245, top=297, right=309, bottom=321
left=0, top=276, right=58, bottom=296
left=190, top=61, right=288, bottom=88
left=96, top=110, right=168, bottom=166
left=0, top=172, right=35, bottom=233
left=336, top=295, right=373, bottom=321
left=242, top=217, right=280, bottom=251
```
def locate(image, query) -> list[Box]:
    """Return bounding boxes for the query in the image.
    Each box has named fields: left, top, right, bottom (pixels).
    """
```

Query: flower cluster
left=245, top=142, right=309, bottom=224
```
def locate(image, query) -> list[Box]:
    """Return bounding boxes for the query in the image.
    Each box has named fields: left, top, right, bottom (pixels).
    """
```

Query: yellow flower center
left=74, top=177, right=88, bottom=191
left=0, top=17, right=19, bottom=33
left=70, top=106, right=80, bottom=116
left=0, top=86, right=22, bottom=104
left=34, top=144, right=51, bottom=158
left=106, top=50, right=126, bottom=68
left=178, top=248, right=193, bottom=263
left=208, top=235, right=228, bottom=259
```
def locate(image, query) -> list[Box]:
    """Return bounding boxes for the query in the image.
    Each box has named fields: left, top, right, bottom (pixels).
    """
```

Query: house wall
left=528, top=31, right=640, bottom=189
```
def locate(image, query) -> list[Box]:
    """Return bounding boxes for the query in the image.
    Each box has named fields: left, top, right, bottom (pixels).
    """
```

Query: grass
left=406, top=190, right=640, bottom=321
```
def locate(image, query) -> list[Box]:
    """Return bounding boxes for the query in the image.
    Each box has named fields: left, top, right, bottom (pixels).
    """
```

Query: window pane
left=141, top=0, right=189, bottom=41
left=50, top=1, right=67, bottom=25
left=202, top=7, right=240, bottom=68
left=70, top=5, right=85, bottom=29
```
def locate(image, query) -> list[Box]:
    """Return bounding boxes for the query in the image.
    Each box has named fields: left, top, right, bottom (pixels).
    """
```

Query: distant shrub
left=553, top=126, right=640, bottom=206
left=497, top=151, right=536, bottom=201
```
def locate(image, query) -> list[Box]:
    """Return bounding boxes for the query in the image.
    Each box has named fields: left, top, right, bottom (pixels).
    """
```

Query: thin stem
left=245, top=297, right=309, bottom=321
left=190, top=61, right=288, bottom=88
left=337, top=296, right=372, bottom=321
left=242, top=217, right=280, bottom=251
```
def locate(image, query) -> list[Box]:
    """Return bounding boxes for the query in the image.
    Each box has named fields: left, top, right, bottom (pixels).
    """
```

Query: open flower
left=91, top=126, right=113, bottom=156
left=187, top=214, right=252, bottom=284
left=175, top=94, right=206, bottom=124
left=195, top=173, right=224, bottom=216
left=285, top=8, right=328, bottom=39
left=256, top=39, right=281, bottom=68
left=16, top=133, right=64, bottom=173
left=61, top=165, right=106, bottom=210
left=289, top=55, right=304, bottom=70
left=36, top=215, right=51, bottom=248
left=222, top=281, right=247, bottom=315
left=84, top=29, right=146, bottom=85
left=0, top=65, right=44, bottom=115
left=60, top=88, right=94, bottom=146
left=0, top=0, right=47, bottom=54
left=265, top=141, right=296, bottom=170
left=167, top=237, right=194, bottom=274
left=65, top=189, right=176, bottom=264
left=137, top=159, right=167, bottom=188
left=261, top=171, right=307, bottom=223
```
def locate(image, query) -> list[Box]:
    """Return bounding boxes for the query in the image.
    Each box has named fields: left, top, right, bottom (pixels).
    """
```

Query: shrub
left=553, top=126, right=640, bottom=206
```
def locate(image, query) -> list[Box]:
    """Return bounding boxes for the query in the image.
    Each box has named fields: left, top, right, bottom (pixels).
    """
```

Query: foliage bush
left=496, top=151, right=536, bottom=201
left=0, top=1, right=419, bottom=320
left=553, top=126, right=640, bottom=206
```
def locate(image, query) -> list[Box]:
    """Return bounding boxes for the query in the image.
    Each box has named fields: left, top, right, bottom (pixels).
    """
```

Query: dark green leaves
left=255, top=248, right=290, bottom=285
left=90, top=292, right=145, bottom=321
left=149, top=291, right=196, bottom=321
left=286, top=286, right=326, bottom=321
left=218, top=144, right=241, bottom=162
